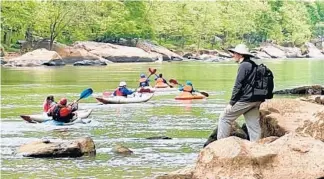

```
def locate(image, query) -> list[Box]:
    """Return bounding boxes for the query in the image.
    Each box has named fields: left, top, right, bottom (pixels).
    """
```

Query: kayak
left=20, top=109, right=93, bottom=123
left=96, top=93, right=154, bottom=104
left=175, top=92, right=205, bottom=100
left=137, top=87, right=156, bottom=93
left=154, top=83, right=169, bottom=88
left=43, top=118, right=91, bottom=126
left=137, top=86, right=177, bottom=93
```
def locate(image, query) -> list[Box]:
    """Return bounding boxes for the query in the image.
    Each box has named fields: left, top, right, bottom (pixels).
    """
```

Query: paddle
left=169, top=79, right=209, bottom=97
left=76, top=88, right=94, bottom=102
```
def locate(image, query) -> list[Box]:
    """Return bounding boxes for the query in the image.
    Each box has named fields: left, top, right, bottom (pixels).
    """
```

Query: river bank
left=1, top=40, right=324, bottom=67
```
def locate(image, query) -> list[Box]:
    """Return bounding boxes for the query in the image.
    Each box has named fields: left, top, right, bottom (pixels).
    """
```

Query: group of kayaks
left=20, top=68, right=209, bottom=125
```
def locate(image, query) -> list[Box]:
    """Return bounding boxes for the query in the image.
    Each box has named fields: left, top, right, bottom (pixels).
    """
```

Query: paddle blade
left=149, top=68, right=157, bottom=75
left=79, top=88, right=93, bottom=100
left=169, top=79, right=178, bottom=85
left=200, top=91, right=209, bottom=97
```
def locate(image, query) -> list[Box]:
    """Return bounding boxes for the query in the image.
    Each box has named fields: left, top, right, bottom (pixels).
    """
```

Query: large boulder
left=274, top=85, right=324, bottom=95
left=56, top=47, right=112, bottom=65
left=5, top=48, right=64, bottom=67
left=299, top=95, right=324, bottom=105
left=259, top=98, right=324, bottom=141
left=305, top=42, right=324, bottom=58
left=73, top=41, right=160, bottom=63
left=155, top=165, right=194, bottom=179
left=17, top=137, right=96, bottom=158
left=191, top=133, right=324, bottom=179
left=136, top=40, right=183, bottom=61
left=296, top=109, right=324, bottom=142
left=261, top=44, right=286, bottom=58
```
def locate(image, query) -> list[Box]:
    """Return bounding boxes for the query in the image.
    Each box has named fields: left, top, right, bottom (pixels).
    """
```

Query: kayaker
left=179, top=81, right=196, bottom=94
left=155, top=74, right=169, bottom=86
left=139, top=74, right=150, bottom=87
left=50, top=98, right=78, bottom=123
left=43, top=95, right=56, bottom=113
left=113, top=81, right=134, bottom=97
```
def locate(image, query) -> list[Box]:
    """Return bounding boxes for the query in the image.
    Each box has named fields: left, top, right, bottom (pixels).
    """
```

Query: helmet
left=186, top=81, right=193, bottom=86
left=140, top=73, right=146, bottom=78
left=119, top=81, right=127, bottom=87
left=59, top=98, right=67, bottom=105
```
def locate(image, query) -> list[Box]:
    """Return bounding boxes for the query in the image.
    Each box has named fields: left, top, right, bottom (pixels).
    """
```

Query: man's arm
left=229, top=63, right=250, bottom=105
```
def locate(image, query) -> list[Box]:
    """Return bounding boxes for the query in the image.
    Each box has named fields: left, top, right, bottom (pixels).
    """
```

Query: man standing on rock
left=204, top=44, right=267, bottom=147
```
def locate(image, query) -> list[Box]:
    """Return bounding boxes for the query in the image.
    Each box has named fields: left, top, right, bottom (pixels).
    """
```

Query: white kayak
left=20, top=109, right=93, bottom=123
left=96, top=93, right=154, bottom=104
left=136, top=87, right=177, bottom=93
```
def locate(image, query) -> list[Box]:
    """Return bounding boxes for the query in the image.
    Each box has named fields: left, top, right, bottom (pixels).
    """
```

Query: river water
left=1, top=60, right=323, bottom=178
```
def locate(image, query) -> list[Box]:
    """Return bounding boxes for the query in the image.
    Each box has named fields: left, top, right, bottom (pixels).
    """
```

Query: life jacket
left=52, top=105, right=72, bottom=122
left=183, top=85, right=193, bottom=93
left=43, top=103, right=51, bottom=113
left=156, top=78, right=165, bottom=85
left=139, top=78, right=149, bottom=87
left=115, top=87, right=125, bottom=96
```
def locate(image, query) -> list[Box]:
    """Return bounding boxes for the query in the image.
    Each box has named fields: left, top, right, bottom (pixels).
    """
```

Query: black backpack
left=251, top=63, right=274, bottom=100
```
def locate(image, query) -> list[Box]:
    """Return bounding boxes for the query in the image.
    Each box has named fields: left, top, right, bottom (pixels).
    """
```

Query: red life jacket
left=115, top=88, right=124, bottom=96
left=59, top=107, right=71, bottom=117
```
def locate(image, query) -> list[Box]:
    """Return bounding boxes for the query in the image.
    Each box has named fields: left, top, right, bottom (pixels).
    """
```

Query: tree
left=33, top=1, right=88, bottom=50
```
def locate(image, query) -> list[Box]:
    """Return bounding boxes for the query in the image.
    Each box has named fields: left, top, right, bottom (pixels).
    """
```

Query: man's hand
left=225, top=104, right=232, bottom=113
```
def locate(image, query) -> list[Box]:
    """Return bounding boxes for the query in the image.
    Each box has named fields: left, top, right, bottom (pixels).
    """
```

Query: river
left=1, top=60, right=323, bottom=178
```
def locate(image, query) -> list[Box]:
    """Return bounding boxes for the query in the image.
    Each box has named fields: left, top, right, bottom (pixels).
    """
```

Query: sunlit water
left=1, top=60, right=324, bottom=178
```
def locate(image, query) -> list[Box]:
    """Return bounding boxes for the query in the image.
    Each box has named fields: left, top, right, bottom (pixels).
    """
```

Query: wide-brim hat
left=228, top=44, right=254, bottom=57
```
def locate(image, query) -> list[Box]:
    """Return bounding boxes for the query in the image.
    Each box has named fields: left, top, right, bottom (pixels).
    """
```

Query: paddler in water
left=48, top=98, right=78, bottom=123
left=139, top=73, right=150, bottom=87
left=178, top=81, right=196, bottom=94
left=113, top=81, right=134, bottom=97
left=43, top=95, right=56, bottom=113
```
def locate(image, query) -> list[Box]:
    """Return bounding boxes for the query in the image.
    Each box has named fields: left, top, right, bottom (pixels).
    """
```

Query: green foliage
left=1, top=0, right=323, bottom=51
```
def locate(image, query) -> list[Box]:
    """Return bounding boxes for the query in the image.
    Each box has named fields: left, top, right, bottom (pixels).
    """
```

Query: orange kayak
left=175, top=92, right=205, bottom=100
left=154, top=83, right=169, bottom=88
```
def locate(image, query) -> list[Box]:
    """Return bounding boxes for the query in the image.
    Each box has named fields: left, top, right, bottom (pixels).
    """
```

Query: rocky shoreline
left=1, top=40, right=324, bottom=67
left=155, top=97, right=324, bottom=179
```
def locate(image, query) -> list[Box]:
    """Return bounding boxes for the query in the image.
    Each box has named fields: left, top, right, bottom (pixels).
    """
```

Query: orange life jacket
left=183, top=85, right=193, bottom=92
left=156, top=78, right=164, bottom=85
left=115, top=88, right=124, bottom=96
left=59, top=107, right=71, bottom=117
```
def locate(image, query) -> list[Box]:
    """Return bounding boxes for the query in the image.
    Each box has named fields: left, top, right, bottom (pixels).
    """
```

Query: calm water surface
left=1, top=60, right=323, bottom=178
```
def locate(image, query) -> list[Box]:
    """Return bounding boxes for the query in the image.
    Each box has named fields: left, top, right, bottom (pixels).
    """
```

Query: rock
left=17, top=137, right=95, bottom=158
left=260, top=98, right=324, bottom=141
left=1, top=58, right=7, bottom=65
left=261, top=44, right=286, bottom=58
left=274, top=85, right=324, bottom=95
left=251, top=51, right=272, bottom=59
left=299, top=95, right=324, bottom=105
left=56, top=47, right=112, bottom=64
left=296, top=109, right=324, bottom=141
left=305, top=42, right=324, bottom=58
left=112, top=144, right=133, bottom=155
left=146, top=136, right=172, bottom=140
left=183, top=53, right=193, bottom=59
left=155, top=165, right=194, bottom=179
left=6, top=48, right=64, bottom=67
left=191, top=133, right=324, bottom=179
left=74, top=41, right=160, bottom=63
left=73, top=60, right=107, bottom=66
left=214, top=50, right=232, bottom=58
left=204, top=121, right=248, bottom=148
left=136, top=40, right=183, bottom=61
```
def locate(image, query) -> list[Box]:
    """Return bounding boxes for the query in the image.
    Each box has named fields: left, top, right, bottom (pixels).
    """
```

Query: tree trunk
left=50, top=32, right=54, bottom=50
